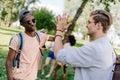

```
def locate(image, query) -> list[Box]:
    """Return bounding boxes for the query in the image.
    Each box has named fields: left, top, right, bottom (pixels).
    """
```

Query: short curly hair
left=68, top=35, right=76, bottom=46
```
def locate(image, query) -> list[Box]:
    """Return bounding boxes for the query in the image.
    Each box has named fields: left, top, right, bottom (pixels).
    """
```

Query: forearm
left=54, top=13, right=69, bottom=58
left=54, top=31, right=63, bottom=58
left=48, top=36, right=55, bottom=41
left=6, top=59, right=13, bottom=80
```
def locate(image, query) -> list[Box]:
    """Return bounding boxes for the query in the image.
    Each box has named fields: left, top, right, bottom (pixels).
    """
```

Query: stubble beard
left=26, top=27, right=36, bottom=33
left=87, top=32, right=94, bottom=40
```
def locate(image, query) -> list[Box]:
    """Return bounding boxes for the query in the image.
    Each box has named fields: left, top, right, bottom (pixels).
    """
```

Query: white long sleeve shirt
left=56, top=36, right=116, bottom=80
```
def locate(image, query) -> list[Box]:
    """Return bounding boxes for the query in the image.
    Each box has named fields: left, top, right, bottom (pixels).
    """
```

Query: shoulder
left=36, top=31, right=49, bottom=40
left=9, top=32, right=24, bottom=45
left=36, top=31, right=46, bottom=36
left=10, top=34, right=18, bottom=42
left=9, top=33, right=22, bottom=51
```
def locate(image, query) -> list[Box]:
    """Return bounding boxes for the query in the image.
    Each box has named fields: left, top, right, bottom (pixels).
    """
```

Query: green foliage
left=64, top=0, right=120, bottom=40
left=96, top=0, right=120, bottom=12
left=32, top=8, right=56, bottom=35
left=0, top=58, right=7, bottom=80
left=1, top=9, right=8, bottom=20
left=0, top=0, right=39, bottom=26
left=75, top=42, right=84, bottom=47
left=37, top=49, right=74, bottom=80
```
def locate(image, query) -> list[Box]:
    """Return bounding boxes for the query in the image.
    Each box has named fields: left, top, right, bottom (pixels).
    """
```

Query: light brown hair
left=90, top=10, right=113, bottom=33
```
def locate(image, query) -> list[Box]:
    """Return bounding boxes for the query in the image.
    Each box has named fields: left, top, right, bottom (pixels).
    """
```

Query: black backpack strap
left=34, top=31, right=40, bottom=42
left=16, top=33, right=23, bottom=68
left=34, top=31, right=43, bottom=56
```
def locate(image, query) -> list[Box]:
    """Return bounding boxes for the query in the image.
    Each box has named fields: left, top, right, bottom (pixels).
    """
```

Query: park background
left=1, top=0, right=120, bottom=80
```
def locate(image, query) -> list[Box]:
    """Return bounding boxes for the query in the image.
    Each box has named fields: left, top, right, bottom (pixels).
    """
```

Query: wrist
left=55, top=35, right=62, bottom=38
left=55, top=31, right=63, bottom=38
left=56, top=29, right=63, bottom=32
left=56, top=30, right=62, bottom=35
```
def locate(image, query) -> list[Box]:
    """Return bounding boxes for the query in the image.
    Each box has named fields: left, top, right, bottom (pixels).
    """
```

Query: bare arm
left=54, top=31, right=63, bottom=57
left=54, top=14, right=70, bottom=58
left=6, top=48, right=16, bottom=80
left=48, top=36, right=55, bottom=41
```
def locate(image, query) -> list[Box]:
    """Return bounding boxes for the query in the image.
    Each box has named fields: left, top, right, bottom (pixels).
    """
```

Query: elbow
left=54, top=48, right=63, bottom=59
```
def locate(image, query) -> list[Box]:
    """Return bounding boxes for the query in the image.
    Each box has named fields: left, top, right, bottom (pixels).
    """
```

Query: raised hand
left=55, top=13, right=70, bottom=32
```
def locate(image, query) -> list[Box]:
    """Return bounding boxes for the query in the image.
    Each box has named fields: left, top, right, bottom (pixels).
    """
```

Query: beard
left=87, top=32, right=94, bottom=41
left=26, top=26, right=36, bottom=32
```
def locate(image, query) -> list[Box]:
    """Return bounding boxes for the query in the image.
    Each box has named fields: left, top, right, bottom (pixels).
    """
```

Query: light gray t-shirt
left=56, top=36, right=116, bottom=80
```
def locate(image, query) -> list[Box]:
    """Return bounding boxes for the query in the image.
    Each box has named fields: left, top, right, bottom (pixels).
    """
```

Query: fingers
left=62, top=13, right=69, bottom=22
left=55, top=13, right=70, bottom=31
left=57, top=15, right=61, bottom=21
left=57, top=13, right=69, bottom=22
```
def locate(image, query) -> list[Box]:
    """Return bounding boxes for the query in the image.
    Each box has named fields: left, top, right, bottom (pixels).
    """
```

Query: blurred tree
left=63, top=0, right=120, bottom=42
left=0, top=0, right=38, bottom=27
left=32, top=8, right=56, bottom=35
left=63, top=0, right=89, bottom=42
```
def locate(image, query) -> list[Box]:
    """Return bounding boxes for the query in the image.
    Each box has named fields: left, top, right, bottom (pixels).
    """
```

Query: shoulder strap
left=34, top=31, right=43, bottom=56
left=16, top=33, right=23, bottom=68
left=34, top=31, right=40, bottom=43
left=111, top=41, right=120, bottom=65
left=18, top=33, right=23, bottom=51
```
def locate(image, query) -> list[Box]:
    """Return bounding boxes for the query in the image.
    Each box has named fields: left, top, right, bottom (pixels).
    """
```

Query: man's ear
left=97, top=22, right=102, bottom=30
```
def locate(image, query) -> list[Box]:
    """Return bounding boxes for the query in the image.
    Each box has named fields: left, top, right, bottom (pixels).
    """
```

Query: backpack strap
left=34, top=31, right=43, bottom=56
left=34, top=31, right=40, bottom=42
left=16, top=33, right=23, bottom=68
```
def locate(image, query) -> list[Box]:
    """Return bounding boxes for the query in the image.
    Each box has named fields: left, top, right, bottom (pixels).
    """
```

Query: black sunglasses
left=25, top=19, right=36, bottom=25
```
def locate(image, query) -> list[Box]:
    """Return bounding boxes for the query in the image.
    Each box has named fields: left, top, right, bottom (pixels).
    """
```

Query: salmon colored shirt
left=9, top=31, right=49, bottom=80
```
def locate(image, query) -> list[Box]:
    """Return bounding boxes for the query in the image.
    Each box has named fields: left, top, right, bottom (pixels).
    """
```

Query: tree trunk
left=63, top=0, right=89, bottom=43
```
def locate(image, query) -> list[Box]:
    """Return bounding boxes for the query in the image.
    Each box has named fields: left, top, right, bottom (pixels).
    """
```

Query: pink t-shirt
left=9, top=31, right=48, bottom=80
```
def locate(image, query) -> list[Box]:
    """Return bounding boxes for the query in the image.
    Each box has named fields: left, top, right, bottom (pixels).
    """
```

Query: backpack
left=112, top=50, right=120, bottom=80
left=12, top=31, right=43, bottom=68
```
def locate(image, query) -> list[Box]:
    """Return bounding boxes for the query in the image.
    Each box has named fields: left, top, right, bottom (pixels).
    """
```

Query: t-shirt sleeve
left=9, top=35, right=19, bottom=52
left=56, top=44, right=96, bottom=67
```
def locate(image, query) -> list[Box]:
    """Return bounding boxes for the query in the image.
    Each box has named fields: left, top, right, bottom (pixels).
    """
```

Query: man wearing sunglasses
left=6, top=9, right=54, bottom=80
left=54, top=10, right=116, bottom=80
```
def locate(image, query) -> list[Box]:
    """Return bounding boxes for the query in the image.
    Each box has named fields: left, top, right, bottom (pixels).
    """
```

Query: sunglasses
left=24, top=19, right=36, bottom=25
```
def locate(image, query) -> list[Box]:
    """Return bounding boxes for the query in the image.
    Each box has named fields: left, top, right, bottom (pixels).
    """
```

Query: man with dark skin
left=6, top=9, right=54, bottom=80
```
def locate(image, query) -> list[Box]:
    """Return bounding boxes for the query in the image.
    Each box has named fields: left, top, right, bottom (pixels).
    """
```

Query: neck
left=25, top=31, right=35, bottom=37
left=90, top=32, right=106, bottom=41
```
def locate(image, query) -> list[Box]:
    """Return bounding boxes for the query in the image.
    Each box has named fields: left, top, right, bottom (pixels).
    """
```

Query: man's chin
left=28, top=29, right=35, bottom=32
left=87, top=33, right=90, bottom=35
left=87, top=33, right=93, bottom=37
